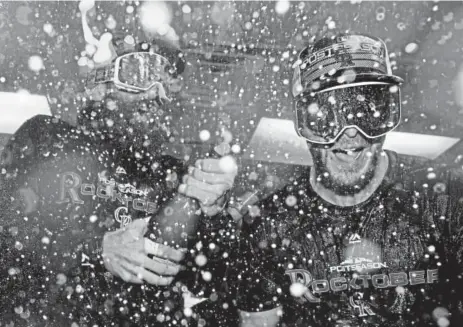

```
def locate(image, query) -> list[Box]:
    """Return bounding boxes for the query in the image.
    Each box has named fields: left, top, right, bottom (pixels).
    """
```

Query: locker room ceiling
left=1, top=1, right=463, bottom=160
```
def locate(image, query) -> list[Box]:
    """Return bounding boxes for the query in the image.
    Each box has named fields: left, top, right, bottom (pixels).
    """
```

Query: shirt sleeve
left=433, top=167, right=463, bottom=269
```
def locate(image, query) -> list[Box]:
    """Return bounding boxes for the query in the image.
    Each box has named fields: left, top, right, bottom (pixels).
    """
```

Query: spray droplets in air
left=275, top=1, right=290, bottom=15
left=28, top=56, right=44, bottom=72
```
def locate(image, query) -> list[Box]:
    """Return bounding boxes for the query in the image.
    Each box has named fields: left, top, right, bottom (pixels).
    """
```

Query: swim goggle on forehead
left=86, top=51, right=174, bottom=100
left=294, top=82, right=401, bottom=144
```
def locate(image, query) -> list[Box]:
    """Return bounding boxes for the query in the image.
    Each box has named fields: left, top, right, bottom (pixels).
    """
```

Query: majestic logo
left=115, top=166, right=127, bottom=175
left=348, top=233, right=362, bottom=244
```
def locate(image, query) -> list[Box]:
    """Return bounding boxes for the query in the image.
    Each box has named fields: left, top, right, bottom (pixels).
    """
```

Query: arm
left=0, top=116, right=186, bottom=324
left=0, top=116, right=110, bottom=322
left=0, top=115, right=107, bottom=265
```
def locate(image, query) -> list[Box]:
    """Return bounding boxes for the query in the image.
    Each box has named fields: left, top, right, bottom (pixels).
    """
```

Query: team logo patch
left=114, top=206, right=132, bottom=228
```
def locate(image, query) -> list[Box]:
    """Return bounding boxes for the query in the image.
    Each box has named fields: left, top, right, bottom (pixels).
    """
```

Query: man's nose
left=343, top=127, right=359, bottom=138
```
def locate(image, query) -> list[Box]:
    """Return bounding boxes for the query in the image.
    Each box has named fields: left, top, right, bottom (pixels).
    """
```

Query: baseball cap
left=291, top=33, right=404, bottom=97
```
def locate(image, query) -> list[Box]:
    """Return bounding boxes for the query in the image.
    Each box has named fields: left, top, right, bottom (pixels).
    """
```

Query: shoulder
left=241, top=172, right=312, bottom=233
left=386, top=151, right=432, bottom=183
left=10, top=114, right=75, bottom=143
left=387, top=151, right=463, bottom=194
left=0, top=116, right=100, bottom=203
left=1, top=115, right=85, bottom=168
left=387, top=152, right=463, bottom=232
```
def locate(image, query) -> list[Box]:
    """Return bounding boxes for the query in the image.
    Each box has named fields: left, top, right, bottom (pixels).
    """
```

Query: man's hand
left=102, top=218, right=185, bottom=285
left=178, top=156, right=238, bottom=216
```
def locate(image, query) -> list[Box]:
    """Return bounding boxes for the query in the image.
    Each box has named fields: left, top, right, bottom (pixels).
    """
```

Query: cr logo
left=285, top=269, right=320, bottom=303
left=349, top=295, right=376, bottom=317
left=114, top=206, right=132, bottom=228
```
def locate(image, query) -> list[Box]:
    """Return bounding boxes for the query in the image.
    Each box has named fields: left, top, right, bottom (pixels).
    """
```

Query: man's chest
left=20, top=151, right=178, bottom=231
left=253, top=200, right=443, bottom=318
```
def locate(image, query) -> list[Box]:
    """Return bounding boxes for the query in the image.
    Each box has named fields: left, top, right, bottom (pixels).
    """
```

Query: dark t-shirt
left=0, top=115, right=234, bottom=326
left=236, top=151, right=463, bottom=327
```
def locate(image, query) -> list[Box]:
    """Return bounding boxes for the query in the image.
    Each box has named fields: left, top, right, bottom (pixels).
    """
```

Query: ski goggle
left=86, top=52, right=173, bottom=96
left=294, top=82, right=401, bottom=144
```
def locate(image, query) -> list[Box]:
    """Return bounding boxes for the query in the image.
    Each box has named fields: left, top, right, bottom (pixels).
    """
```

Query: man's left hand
left=178, top=157, right=238, bottom=216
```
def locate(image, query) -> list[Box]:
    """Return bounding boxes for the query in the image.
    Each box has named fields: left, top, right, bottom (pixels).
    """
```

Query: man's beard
left=311, top=150, right=380, bottom=196
left=78, top=100, right=169, bottom=155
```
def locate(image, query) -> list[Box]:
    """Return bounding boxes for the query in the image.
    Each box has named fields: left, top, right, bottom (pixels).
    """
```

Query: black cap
left=292, top=33, right=403, bottom=97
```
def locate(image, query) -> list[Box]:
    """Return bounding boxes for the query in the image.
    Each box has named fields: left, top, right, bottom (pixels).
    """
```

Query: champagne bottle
left=144, top=143, right=220, bottom=249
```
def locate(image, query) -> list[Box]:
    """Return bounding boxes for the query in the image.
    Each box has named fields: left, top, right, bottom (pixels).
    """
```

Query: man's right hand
left=102, top=218, right=185, bottom=285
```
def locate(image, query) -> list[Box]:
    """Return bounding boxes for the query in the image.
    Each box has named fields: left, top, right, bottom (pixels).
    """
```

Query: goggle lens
left=295, top=84, right=401, bottom=144
left=117, top=52, right=172, bottom=91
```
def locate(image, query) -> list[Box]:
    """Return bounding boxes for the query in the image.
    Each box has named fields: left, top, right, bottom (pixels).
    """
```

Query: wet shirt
left=0, top=115, right=189, bottom=326
left=236, top=151, right=463, bottom=327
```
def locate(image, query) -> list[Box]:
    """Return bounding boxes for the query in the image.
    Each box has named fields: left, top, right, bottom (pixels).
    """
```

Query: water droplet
left=275, top=1, right=290, bottom=15
left=56, top=273, right=67, bottom=285
left=183, top=307, right=193, bottom=317
left=15, top=241, right=23, bottom=250
left=199, top=130, right=211, bottom=142
left=327, top=21, right=336, bottom=29
left=201, top=271, right=212, bottom=282
left=285, top=195, right=297, bottom=207
left=219, top=156, right=237, bottom=173
left=195, top=254, right=207, bottom=267
left=433, top=307, right=449, bottom=321
left=156, top=313, right=166, bottom=322
left=43, top=23, right=53, bottom=35
left=139, top=1, right=172, bottom=34
left=433, top=182, right=446, bottom=193
left=405, top=42, right=419, bottom=54
left=28, top=56, right=44, bottom=72
left=289, top=282, right=307, bottom=297
left=231, top=144, right=241, bottom=154
left=182, top=5, right=192, bottom=14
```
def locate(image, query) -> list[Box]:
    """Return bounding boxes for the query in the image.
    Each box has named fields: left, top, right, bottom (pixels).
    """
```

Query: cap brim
left=309, top=72, right=404, bottom=93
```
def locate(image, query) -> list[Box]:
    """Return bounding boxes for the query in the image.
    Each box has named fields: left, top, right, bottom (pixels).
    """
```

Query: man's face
left=310, top=127, right=386, bottom=195
left=84, top=83, right=174, bottom=148
left=109, top=87, right=170, bottom=140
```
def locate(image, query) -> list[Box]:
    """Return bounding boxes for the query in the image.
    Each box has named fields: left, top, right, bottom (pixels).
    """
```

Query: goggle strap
left=86, top=64, right=115, bottom=87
